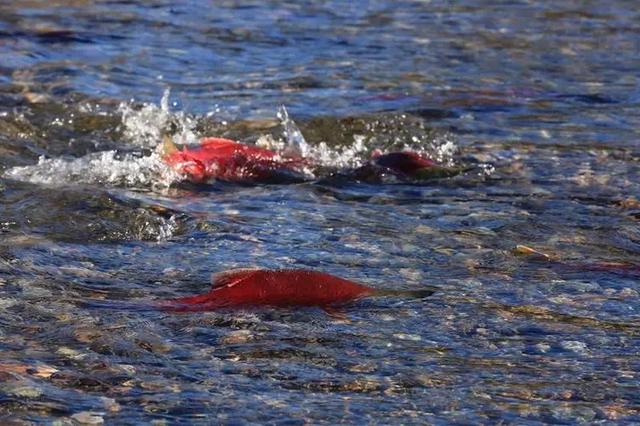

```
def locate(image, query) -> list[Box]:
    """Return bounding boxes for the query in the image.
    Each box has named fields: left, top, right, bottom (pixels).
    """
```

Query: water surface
left=1, top=1, right=640, bottom=423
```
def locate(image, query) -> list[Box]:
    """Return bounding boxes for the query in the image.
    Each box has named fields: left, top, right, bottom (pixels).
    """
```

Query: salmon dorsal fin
left=200, top=137, right=240, bottom=149
left=210, top=268, right=261, bottom=290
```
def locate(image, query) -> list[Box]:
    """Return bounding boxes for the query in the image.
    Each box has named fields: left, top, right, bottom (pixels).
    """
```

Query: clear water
left=1, top=1, right=640, bottom=423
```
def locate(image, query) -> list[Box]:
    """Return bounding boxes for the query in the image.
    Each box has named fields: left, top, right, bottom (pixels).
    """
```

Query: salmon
left=163, top=136, right=462, bottom=183
left=163, top=137, right=307, bottom=183
left=372, top=150, right=436, bottom=174
left=159, top=268, right=375, bottom=312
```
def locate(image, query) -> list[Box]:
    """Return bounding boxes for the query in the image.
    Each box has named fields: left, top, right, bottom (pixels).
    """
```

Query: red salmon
left=163, top=137, right=306, bottom=183
left=160, top=268, right=375, bottom=312
left=372, top=150, right=436, bottom=175
left=353, top=150, right=461, bottom=181
left=163, top=136, right=460, bottom=183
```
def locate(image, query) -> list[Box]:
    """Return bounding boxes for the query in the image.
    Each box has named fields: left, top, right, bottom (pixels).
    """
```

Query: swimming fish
left=163, top=136, right=461, bottom=183
left=82, top=268, right=435, bottom=315
left=514, top=245, right=640, bottom=277
left=159, top=268, right=375, bottom=312
left=162, top=137, right=307, bottom=183
left=369, top=150, right=460, bottom=179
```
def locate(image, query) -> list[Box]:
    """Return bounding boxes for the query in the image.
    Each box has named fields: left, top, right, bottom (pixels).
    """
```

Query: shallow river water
left=1, top=1, right=640, bottom=424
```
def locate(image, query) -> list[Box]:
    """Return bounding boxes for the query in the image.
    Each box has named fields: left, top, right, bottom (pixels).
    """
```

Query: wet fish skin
left=159, top=268, right=375, bottom=312
left=164, top=136, right=463, bottom=183
left=163, top=137, right=306, bottom=183
left=372, top=151, right=436, bottom=174
left=372, top=151, right=468, bottom=179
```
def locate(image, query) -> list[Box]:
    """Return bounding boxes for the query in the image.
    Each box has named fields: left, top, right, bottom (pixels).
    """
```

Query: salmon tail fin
left=211, top=268, right=262, bottom=289
left=372, top=287, right=437, bottom=300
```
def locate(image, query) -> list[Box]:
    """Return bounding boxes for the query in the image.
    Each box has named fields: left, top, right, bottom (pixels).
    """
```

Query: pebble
left=619, top=288, right=639, bottom=298
left=0, top=298, right=17, bottom=309
left=393, top=333, right=421, bottom=342
left=57, top=347, right=86, bottom=360
left=100, top=397, right=121, bottom=412
left=10, top=384, right=43, bottom=398
left=58, top=265, right=111, bottom=279
left=561, top=340, right=588, bottom=354
left=70, top=411, right=105, bottom=425
left=220, top=330, right=255, bottom=345
left=342, top=377, right=382, bottom=392
left=399, top=268, right=422, bottom=281
left=74, top=328, right=102, bottom=343
left=348, top=362, right=377, bottom=373
left=534, top=343, right=551, bottom=353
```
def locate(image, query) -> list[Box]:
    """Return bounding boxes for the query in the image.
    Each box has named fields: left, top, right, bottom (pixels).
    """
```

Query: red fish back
left=373, top=151, right=436, bottom=175
left=214, top=269, right=373, bottom=307
left=163, top=269, right=374, bottom=311
left=164, top=138, right=306, bottom=182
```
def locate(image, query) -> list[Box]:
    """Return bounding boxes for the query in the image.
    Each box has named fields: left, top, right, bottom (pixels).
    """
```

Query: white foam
left=305, top=135, right=368, bottom=169
left=428, top=134, right=458, bottom=166
left=275, top=107, right=368, bottom=169
left=118, top=89, right=200, bottom=148
left=277, top=105, right=311, bottom=158
left=4, top=151, right=179, bottom=189
left=3, top=90, right=205, bottom=189
left=275, top=106, right=463, bottom=170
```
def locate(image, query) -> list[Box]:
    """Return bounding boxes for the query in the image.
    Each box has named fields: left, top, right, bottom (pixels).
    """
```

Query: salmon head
left=369, top=150, right=466, bottom=180
left=160, top=268, right=375, bottom=312
left=372, top=150, right=436, bottom=174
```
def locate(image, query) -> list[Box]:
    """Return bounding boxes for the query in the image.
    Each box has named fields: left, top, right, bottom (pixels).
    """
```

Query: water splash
left=118, top=88, right=200, bottom=148
left=4, top=151, right=178, bottom=189
left=4, top=95, right=466, bottom=189
left=132, top=210, right=180, bottom=242
left=274, top=108, right=463, bottom=170
left=426, top=133, right=458, bottom=167
left=305, top=134, right=369, bottom=169
left=277, top=105, right=311, bottom=158
left=274, top=106, right=368, bottom=168
left=3, top=90, right=202, bottom=189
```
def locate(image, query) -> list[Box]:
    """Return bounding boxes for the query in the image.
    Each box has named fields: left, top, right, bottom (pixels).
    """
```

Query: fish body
left=373, top=151, right=464, bottom=179
left=163, top=137, right=461, bottom=183
left=565, top=261, right=640, bottom=277
left=514, top=245, right=640, bottom=278
left=161, top=268, right=375, bottom=312
left=347, top=150, right=462, bottom=181
left=372, top=151, right=436, bottom=174
left=163, top=137, right=306, bottom=183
